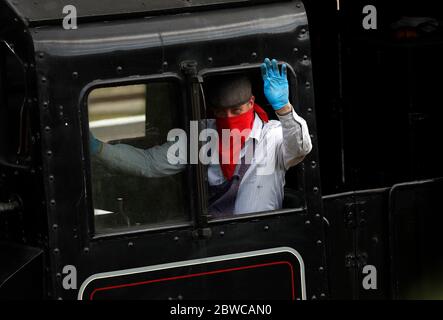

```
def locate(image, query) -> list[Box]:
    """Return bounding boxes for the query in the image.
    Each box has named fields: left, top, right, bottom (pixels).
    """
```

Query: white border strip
left=78, top=247, right=306, bottom=300
left=89, top=115, right=145, bottom=128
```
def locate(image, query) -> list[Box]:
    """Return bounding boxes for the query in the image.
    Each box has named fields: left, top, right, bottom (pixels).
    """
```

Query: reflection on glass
left=88, top=82, right=190, bottom=235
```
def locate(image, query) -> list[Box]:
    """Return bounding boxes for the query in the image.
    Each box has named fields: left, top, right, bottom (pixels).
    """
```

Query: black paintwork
left=0, top=0, right=442, bottom=300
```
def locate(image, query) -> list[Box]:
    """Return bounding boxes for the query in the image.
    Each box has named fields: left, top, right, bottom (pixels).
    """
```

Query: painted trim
left=78, top=246, right=306, bottom=300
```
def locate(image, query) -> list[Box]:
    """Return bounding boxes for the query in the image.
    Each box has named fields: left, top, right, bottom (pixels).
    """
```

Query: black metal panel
left=0, top=0, right=51, bottom=279
left=75, top=213, right=325, bottom=300
left=389, top=178, right=443, bottom=299
left=80, top=250, right=303, bottom=300
left=5, top=0, right=286, bottom=26
left=0, top=242, right=45, bottom=299
left=323, top=193, right=355, bottom=299
left=324, top=188, right=391, bottom=299
left=334, top=0, right=443, bottom=193
left=27, top=0, right=327, bottom=300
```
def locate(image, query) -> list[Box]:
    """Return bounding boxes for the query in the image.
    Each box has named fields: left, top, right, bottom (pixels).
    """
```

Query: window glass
left=88, top=81, right=190, bottom=235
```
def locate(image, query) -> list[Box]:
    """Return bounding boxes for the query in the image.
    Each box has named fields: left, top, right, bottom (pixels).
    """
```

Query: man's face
left=212, top=96, right=255, bottom=118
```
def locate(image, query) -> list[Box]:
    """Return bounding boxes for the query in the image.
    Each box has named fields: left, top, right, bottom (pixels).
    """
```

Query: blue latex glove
left=261, top=58, right=289, bottom=111
left=89, top=130, right=102, bottom=156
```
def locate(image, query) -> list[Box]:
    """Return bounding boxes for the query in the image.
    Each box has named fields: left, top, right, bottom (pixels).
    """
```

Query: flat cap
left=206, top=75, right=252, bottom=109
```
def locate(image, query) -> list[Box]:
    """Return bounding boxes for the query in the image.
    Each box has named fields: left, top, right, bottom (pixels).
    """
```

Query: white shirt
left=96, top=107, right=312, bottom=215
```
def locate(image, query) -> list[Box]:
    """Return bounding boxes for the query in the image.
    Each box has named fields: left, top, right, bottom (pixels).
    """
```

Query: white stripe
left=77, top=246, right=306, bottom=300
left=90, top=115, right=145, bottom=129
left=94, top=209, right=114, bottom=216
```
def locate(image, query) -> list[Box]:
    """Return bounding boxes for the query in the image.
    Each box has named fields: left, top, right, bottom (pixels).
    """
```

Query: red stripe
left=89, top=260, right=295, bottom=300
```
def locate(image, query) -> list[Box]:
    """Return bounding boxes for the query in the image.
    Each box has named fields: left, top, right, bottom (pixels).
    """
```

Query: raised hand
left=261, top=58, right=289, bottom=111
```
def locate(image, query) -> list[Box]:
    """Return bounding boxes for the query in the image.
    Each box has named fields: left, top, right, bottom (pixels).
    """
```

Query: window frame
left=79, top=73, right=196, bottom=240
left=0, top=40, right=30, bottom=170
left=197, top=62, right=308, bottom=224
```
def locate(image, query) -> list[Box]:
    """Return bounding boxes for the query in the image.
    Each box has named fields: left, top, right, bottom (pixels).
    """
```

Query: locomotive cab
left=0, top=0, right=327, bottom=300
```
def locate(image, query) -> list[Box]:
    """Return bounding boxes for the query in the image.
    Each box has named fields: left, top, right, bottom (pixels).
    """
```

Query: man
left=90, top=58, right=312, bottom=217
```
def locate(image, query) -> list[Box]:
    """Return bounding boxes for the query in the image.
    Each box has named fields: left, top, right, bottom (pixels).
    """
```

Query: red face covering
left=215, top=104, right=269, bottom=180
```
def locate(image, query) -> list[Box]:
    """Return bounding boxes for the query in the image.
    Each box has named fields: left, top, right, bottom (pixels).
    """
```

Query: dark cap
left=206, top=75, right=252, bottom=109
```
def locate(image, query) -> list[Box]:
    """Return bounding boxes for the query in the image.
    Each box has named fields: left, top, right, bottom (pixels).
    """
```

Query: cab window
left=88, top=81, right=191, bottom=235
left=201, top=67, right=306, bottom=221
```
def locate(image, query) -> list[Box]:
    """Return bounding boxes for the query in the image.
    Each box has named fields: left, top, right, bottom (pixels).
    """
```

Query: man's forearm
left=276, top=103, right=313, bottom=169
left=95, top=142, right=186, bottom=178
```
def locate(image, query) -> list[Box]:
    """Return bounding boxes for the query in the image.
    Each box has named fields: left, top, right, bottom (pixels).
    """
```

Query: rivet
left=47, top=150, right=53, bottom=157
left=264, top=225, right=270, bottom=231
left=207, top=57, right=213, bottom=63
left=162, top=61, right=168, bottom=68
left=313, top=187, right=319, bottom=193
left=128, top=242, right=134, bottom=248
left=52, top=224, right=58, bottom=230
left=305, top=220, right=311, bottom=225
left=293, top=47, right=299, bottom=53
left=219, top=231, right=225, bottom=236
left=251, top=52, right=257, bottom=58
left=50, top=199, right=56, bottom=206
left=307, top=107, right=313, bottom=113
left=296, top=3, right=301, bottom=8
left=49, top=175, right=55, bottom=182
left=303, top=55, right=308, bottom=60
left=72, top=72, right=78, bottom=79
left=41, top=77, right=47, bottom=83
left=174, top=236, right=179, bottom=241
left=311, top=161, right=317, bottom=168
left=319, top=266, right=324, bottom=272
left=45, top=126, right=51, bottom=132
left=306, top=81, right=311, bottom=88
left=83, top=247, right=89, bottom=253
left=56, top=273, right=61, bottom=279
left=301, top=28, right=306, bottom=34
left=311, top=295, right=317, bottom=300
left=315, top=213, right=321, bottom=219
left=116, top=66, right=123, bottom=73
left=43, top=101, right=48, bottom=108
left=38, top=52, right=44, bottom=59
left=320, top=293, right=326, bottom=298
left=53, top=248, right=59, bottom=254
left=317, top=240, right=322, bottom=245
